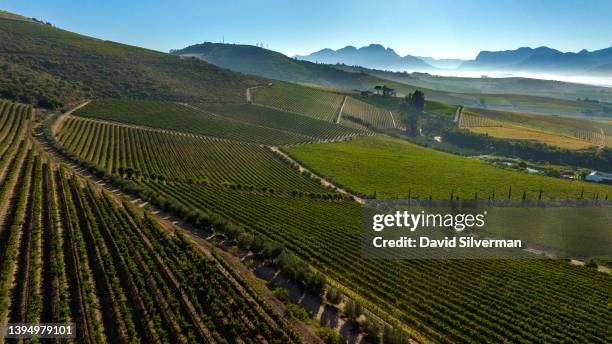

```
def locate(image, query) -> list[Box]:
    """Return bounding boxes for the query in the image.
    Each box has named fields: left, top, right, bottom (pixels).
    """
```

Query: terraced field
left=138, top=179, right=612, bottom=344
left=57, top=116, right=329, bottom=193
left=75, top=99, right=311, bottom=145
left=251, top=83, right=345, bottom=122
left=340, top=97, right=396, bottom=129
left=197, top=103, right=365, bottom=141
left=285, top=135, right=612, bottom=199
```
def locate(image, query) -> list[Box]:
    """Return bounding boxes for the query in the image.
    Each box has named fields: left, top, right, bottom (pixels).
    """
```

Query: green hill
left=0, top=13, right=264, bottom=109
left=172, top=42, right=379, bottom=90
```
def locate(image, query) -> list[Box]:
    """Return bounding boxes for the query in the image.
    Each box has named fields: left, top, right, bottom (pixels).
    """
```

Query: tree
left=374, top=85, right=383, bottom=95
left=398, top=90, right=425, bottom=136
left=325, top=287, right=343, bottom=305
left=344, top=300, right=363, bottom=321
left=382, top=85, right=396, bottom=97
left=407, top=90, right=425, bottom=111
left=316, top=327, right=343, bottom=344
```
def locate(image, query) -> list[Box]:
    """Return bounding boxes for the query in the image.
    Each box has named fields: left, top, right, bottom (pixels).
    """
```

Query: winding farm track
left=51, top=100, right=90, bottom=135
left=269, top=146, right=364, bottom=204
left=389, top=111, right=397, bottom=128
left=454, top=105, right=464, bottom=126
left=336, top=96, right=348, bottom=123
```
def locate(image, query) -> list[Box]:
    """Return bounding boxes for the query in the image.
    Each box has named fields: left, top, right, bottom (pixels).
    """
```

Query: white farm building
left=585, top=171, right=612, bottom=183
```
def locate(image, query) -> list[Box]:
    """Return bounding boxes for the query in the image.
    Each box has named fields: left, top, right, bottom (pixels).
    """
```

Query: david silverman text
left=372, top=236, right=522, bottom=248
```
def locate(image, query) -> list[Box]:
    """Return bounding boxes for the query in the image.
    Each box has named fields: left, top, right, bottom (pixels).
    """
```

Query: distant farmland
left=459, top=110, right=597, bottom=149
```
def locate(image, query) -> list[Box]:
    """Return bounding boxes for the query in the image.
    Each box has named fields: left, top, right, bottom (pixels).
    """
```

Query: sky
left=2, top=0, right=612, bottom=59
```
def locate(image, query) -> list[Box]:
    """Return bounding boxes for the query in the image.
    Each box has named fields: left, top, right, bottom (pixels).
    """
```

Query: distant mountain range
left=295, top=43, right=612, bottom=76
left=415, top=56, right=466, bottom=69
left=294, top=44, right=434, bottom=71
left=460, top=46, right=612, bottom=74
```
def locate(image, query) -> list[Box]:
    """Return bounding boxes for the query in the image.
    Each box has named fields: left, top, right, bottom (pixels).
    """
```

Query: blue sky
left=2, top=0, right=612, bottom=59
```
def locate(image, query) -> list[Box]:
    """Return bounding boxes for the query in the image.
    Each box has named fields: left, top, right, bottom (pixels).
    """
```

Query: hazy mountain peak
left=295, top=43, right=433, bottom=70
left=337, top=45, right=357, bottom=52
left=462, top=45, right=612, bottom=73
left=363, top=43, right=386, bottom=50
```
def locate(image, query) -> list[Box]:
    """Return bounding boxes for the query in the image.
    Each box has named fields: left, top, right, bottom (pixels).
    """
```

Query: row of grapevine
left=140, top=179, right=612, bottom=344
left=251, top=83, right=345, bottom=122
left=459, top=111, right=503, bottom=128
left=341, top=97, right=396, bottom=129
left=574, top=129, right=612, bottom=147
left=75, top=99, right=311, bottom=146
left=57, top=116, right=330, bottom=194
left=0, top=99, right=303, bottom=343
left=196, top=103, right=366, bottom=142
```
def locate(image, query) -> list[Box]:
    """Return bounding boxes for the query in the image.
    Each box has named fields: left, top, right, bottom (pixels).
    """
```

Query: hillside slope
left=0, top=13, right=263, bottom=109
left=172, top=42, right=386, bottom=90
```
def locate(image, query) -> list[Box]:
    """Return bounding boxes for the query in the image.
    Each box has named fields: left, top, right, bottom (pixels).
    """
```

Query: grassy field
left=286, top=135, right=612, bottom=199
left=340, top=97, right=396, bottom=129
left=424, top=100, right=458, bottom=118
left=196, top=103, right=365, bottom=141
left=75, top=99, right=313, bottom=145
left=251, top=82, right=345, bottom=122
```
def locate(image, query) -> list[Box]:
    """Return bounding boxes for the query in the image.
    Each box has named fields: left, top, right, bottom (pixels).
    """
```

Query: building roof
left=588, top=171, right=612, bottom=179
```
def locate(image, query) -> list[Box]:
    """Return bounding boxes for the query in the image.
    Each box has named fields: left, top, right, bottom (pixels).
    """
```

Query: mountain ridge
left=460, top=46, right=612, bottom=73
left=295, top=43, right=612, bottom=75
left=294, top=44, right=434, bottom=70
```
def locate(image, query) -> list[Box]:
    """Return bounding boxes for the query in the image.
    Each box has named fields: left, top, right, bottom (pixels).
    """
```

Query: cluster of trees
left=374, top=85, right=396, bottom=97
left=399, top=90, right=425, bottom=135
left=443, top=129, right=612, bottom=171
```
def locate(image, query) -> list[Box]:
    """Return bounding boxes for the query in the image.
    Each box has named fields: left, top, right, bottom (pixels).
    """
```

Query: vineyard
left=459, top=111, right=597, bottom=149
left=0, top=99, right=301, bottom=343
left=340, top=97, right=397, bottom=129
left=458, top=111, right=502, bottom=128
left=196, top=103, right=366, bottom=142
left=75, top=99, right=311, bottom=145
left=285, top=135, right=612, bottom=199
left=136, top=179, right=612, bottom=344
left=574, top=129, right=612, bottom=147
left=465, top=106, right=612, bottom=137
left=251, top=83, right=345, bottom=122
left=57, top=116, right=329, bottom=193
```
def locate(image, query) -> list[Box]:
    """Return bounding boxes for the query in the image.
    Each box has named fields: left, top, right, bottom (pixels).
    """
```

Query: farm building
left=585, top=171, right=612, bottom=183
